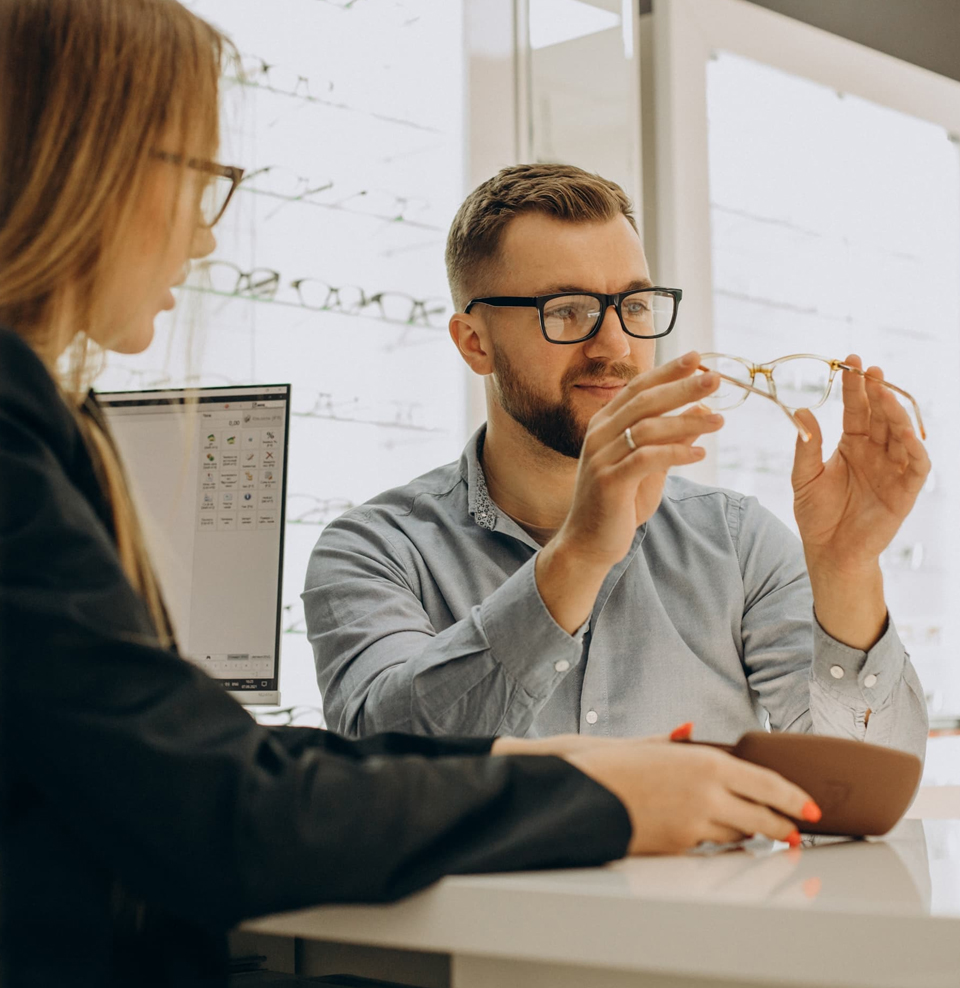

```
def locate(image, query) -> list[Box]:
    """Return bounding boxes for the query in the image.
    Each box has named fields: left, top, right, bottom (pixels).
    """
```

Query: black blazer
left=0, top=326, right=630, bottom=987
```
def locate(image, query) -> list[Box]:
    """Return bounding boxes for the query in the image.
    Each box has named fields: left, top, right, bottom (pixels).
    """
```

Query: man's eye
left=624, top=300, right=650, bottom=315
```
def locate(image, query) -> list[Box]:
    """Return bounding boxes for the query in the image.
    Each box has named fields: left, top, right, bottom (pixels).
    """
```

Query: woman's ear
left=449, top=311, right=495, bottom=376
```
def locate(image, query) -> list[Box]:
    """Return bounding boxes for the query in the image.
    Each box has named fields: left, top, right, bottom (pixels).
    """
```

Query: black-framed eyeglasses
left=464, top=288, right=682, bottom=344
left=150, top=151, right=245, bottom=228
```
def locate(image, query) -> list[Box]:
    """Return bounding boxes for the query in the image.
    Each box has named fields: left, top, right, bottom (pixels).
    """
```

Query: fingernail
left=706, top=414, right=723, bottom=424
left=802, top=801, right=822, bottom=823
left=691, top=447, right=706, bottom=459
left=670, top=722, right=694, bottom=741
left=786, top=830, right=802, bottom=849
left=680, top=352, right=697, bottom=366
left=699, top=373, right=717, bottom=388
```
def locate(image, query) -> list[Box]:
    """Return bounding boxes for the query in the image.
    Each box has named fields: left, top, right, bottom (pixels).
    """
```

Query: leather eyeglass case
left=693, top=732, right=922, bottom=837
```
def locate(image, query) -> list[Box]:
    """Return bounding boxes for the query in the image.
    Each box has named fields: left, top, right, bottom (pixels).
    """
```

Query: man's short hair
left=445, top=163, right=638, bottom=312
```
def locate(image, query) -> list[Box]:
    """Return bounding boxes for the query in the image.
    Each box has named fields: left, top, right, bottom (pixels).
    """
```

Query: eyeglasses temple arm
left=698, top=366, right=811, bottom=443
left=835, top=364, right=927, bottom=441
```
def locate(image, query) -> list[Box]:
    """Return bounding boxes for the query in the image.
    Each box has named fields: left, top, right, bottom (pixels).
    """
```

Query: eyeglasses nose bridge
left=588, top=297, right=626, bottom=340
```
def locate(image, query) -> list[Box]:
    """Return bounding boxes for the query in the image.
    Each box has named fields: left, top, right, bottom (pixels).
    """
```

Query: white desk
left=238, top=790, right=960, bottom=988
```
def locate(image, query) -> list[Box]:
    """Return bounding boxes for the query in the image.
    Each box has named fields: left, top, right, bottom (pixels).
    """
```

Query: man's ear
left=449, top=311, right=494, bottom=376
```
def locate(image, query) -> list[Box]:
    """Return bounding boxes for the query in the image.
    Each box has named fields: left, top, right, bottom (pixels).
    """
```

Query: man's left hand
left=791, top=354, right=930, bottom=651
left=792, top=353, right=930, bottom=567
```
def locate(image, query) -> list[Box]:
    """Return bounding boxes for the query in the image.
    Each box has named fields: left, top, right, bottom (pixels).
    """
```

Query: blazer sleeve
left=0, top=370, right=631, bottom=932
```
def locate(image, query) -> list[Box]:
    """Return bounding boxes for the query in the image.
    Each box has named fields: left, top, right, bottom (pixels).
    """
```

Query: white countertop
left=247, top=811, right=960, bottom=988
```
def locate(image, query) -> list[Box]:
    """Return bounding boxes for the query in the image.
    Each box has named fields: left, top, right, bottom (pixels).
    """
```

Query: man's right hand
left=535, top=351, right=723, bottom=634
left=565, top=740, right=814, bottom=854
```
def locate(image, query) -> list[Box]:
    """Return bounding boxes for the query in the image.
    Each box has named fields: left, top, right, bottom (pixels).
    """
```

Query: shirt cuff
left=479, top=553, right=587, bottom=701
left=811, top=608, right=906, bottom=709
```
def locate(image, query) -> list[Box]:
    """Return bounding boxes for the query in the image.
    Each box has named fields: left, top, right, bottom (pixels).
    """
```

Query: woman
left=0, top=2, right=813, bottom=985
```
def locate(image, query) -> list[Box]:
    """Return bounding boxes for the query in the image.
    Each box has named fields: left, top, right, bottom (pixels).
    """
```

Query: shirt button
left=585, top=710, right=599, bottom=725
left=830, top=665, right=845, bottom=680
left=864, top=673, right=878, bottom=688
left=554, top=659, right=570, bottom=673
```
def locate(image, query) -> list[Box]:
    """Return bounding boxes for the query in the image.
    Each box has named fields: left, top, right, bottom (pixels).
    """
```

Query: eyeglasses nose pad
left=757, top=368, right=777, bottom=400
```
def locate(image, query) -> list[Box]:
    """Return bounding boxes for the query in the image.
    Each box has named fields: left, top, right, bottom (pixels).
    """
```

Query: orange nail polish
left=802, top=801, right=822, bottom=823
left=786, top=830, right=802, bottom=849
left=670, top=722, right=693, bottom=742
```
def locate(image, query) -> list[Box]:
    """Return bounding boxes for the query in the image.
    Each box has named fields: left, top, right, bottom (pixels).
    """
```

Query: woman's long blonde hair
left=0, top=0, right=234, bottom=644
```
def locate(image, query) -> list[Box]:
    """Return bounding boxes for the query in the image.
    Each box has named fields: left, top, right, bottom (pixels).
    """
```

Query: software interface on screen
left=99, top=385, right=290, bottom=705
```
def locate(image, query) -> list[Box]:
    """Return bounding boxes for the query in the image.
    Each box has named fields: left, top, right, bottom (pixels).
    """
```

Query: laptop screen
left=98, top=384, right=291, bottom=705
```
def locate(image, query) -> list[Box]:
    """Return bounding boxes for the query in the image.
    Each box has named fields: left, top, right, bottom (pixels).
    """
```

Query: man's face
left=483, top=212, right=657, bottom=458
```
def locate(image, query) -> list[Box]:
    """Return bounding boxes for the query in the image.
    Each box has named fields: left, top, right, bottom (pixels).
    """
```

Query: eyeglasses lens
left=697, top=355, right=754, bottom=410
left=542, top=295, right=604, bottom=342
left=203, top=261, right=241, bottom=294
left=770, top=359, right=834, bottom=410
left=619, top=290, right=676, bottom=338
left=201, top=174, right=234, bottom=227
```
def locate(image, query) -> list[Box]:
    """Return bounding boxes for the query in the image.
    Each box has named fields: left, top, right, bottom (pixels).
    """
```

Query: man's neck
left=480, top=405, right=579, bottom=535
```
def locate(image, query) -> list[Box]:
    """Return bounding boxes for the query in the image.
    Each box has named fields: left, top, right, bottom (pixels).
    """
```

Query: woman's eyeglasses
left=150, top=151, right=245, bottom=228
left=697, top=353, right=926, bottom=442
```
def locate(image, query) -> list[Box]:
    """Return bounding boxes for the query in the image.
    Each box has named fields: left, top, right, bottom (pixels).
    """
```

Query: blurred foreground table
left=236, top=787, right=960, bottom=987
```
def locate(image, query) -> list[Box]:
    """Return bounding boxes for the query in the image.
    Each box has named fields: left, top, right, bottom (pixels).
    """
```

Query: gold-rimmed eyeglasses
left=696, top=353, right=926, bottom=443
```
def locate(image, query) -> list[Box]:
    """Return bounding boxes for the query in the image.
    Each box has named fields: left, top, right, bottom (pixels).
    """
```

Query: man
left=303, top=164, right=928, bottom=758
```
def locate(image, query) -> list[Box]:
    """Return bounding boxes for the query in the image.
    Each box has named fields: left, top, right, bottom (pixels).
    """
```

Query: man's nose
left=582, top=303, right=630, bottom=360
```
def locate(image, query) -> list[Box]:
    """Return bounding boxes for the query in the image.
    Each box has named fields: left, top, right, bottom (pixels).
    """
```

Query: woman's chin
left=105, top=320, right=157, bottom=355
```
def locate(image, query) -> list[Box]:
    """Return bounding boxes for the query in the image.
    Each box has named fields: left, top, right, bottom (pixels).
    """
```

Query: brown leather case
left=697, top=732, right=922, bottom=837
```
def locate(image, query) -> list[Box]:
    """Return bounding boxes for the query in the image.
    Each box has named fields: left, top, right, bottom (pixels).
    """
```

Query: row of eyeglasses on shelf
left=189, top=260, right=450, bottom=329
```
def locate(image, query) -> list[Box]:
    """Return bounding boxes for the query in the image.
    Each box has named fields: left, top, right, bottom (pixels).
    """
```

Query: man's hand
left=792, top=354, right=931, bottom=649
left=535, top=351, right=722, bottom=633
left=565, top=740, right=813, bottom=855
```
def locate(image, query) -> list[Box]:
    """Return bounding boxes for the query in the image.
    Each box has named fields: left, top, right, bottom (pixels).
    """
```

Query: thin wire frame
left=701, top=353, right=926, bottom=440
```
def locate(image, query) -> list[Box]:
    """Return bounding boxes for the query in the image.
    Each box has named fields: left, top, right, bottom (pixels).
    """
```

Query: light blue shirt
left=303, top=427, right=928, bottom=759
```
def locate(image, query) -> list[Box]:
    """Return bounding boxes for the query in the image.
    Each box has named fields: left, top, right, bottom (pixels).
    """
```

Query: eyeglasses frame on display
left=193, top=261, right=450, bottom=329
left=699, top=352, right=927, bottom=442
left=150, top=151, right=245, bottom=228
left=464, top=288, right=683, bottom=343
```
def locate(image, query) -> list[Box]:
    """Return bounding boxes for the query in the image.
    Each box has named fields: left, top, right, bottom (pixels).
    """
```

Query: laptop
left=98, top=384, right=291, bottom=705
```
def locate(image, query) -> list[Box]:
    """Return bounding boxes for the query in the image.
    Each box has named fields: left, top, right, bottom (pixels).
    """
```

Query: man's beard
left=492, top=346, right=638, bottom=459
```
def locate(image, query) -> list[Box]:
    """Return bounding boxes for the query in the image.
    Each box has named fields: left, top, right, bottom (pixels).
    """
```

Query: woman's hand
left=565, top=740, right=813, bottom=855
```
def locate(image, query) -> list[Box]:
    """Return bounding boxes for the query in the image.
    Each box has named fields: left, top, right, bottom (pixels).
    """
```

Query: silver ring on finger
left=623, top=426, right=637, bottom=453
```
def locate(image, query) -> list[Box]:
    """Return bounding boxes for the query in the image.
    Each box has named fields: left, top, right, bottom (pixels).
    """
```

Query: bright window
left=97, top=0, right=468, bottom=713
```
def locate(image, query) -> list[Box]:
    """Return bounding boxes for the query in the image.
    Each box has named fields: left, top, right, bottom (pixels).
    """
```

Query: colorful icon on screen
left=207, top=434, right=216, bottom=443
left=206, top=453, right=215, bottom=462
left=226, top=436, right=236, bottom=445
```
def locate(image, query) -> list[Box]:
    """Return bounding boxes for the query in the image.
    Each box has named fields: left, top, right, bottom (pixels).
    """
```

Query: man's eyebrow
left=531, top=278, right=654, bottom=295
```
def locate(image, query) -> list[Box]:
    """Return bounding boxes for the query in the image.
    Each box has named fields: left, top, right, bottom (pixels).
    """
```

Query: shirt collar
left=460, top=423, right=649, bottom=560
left=461, top=424, right=500, bottom=531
